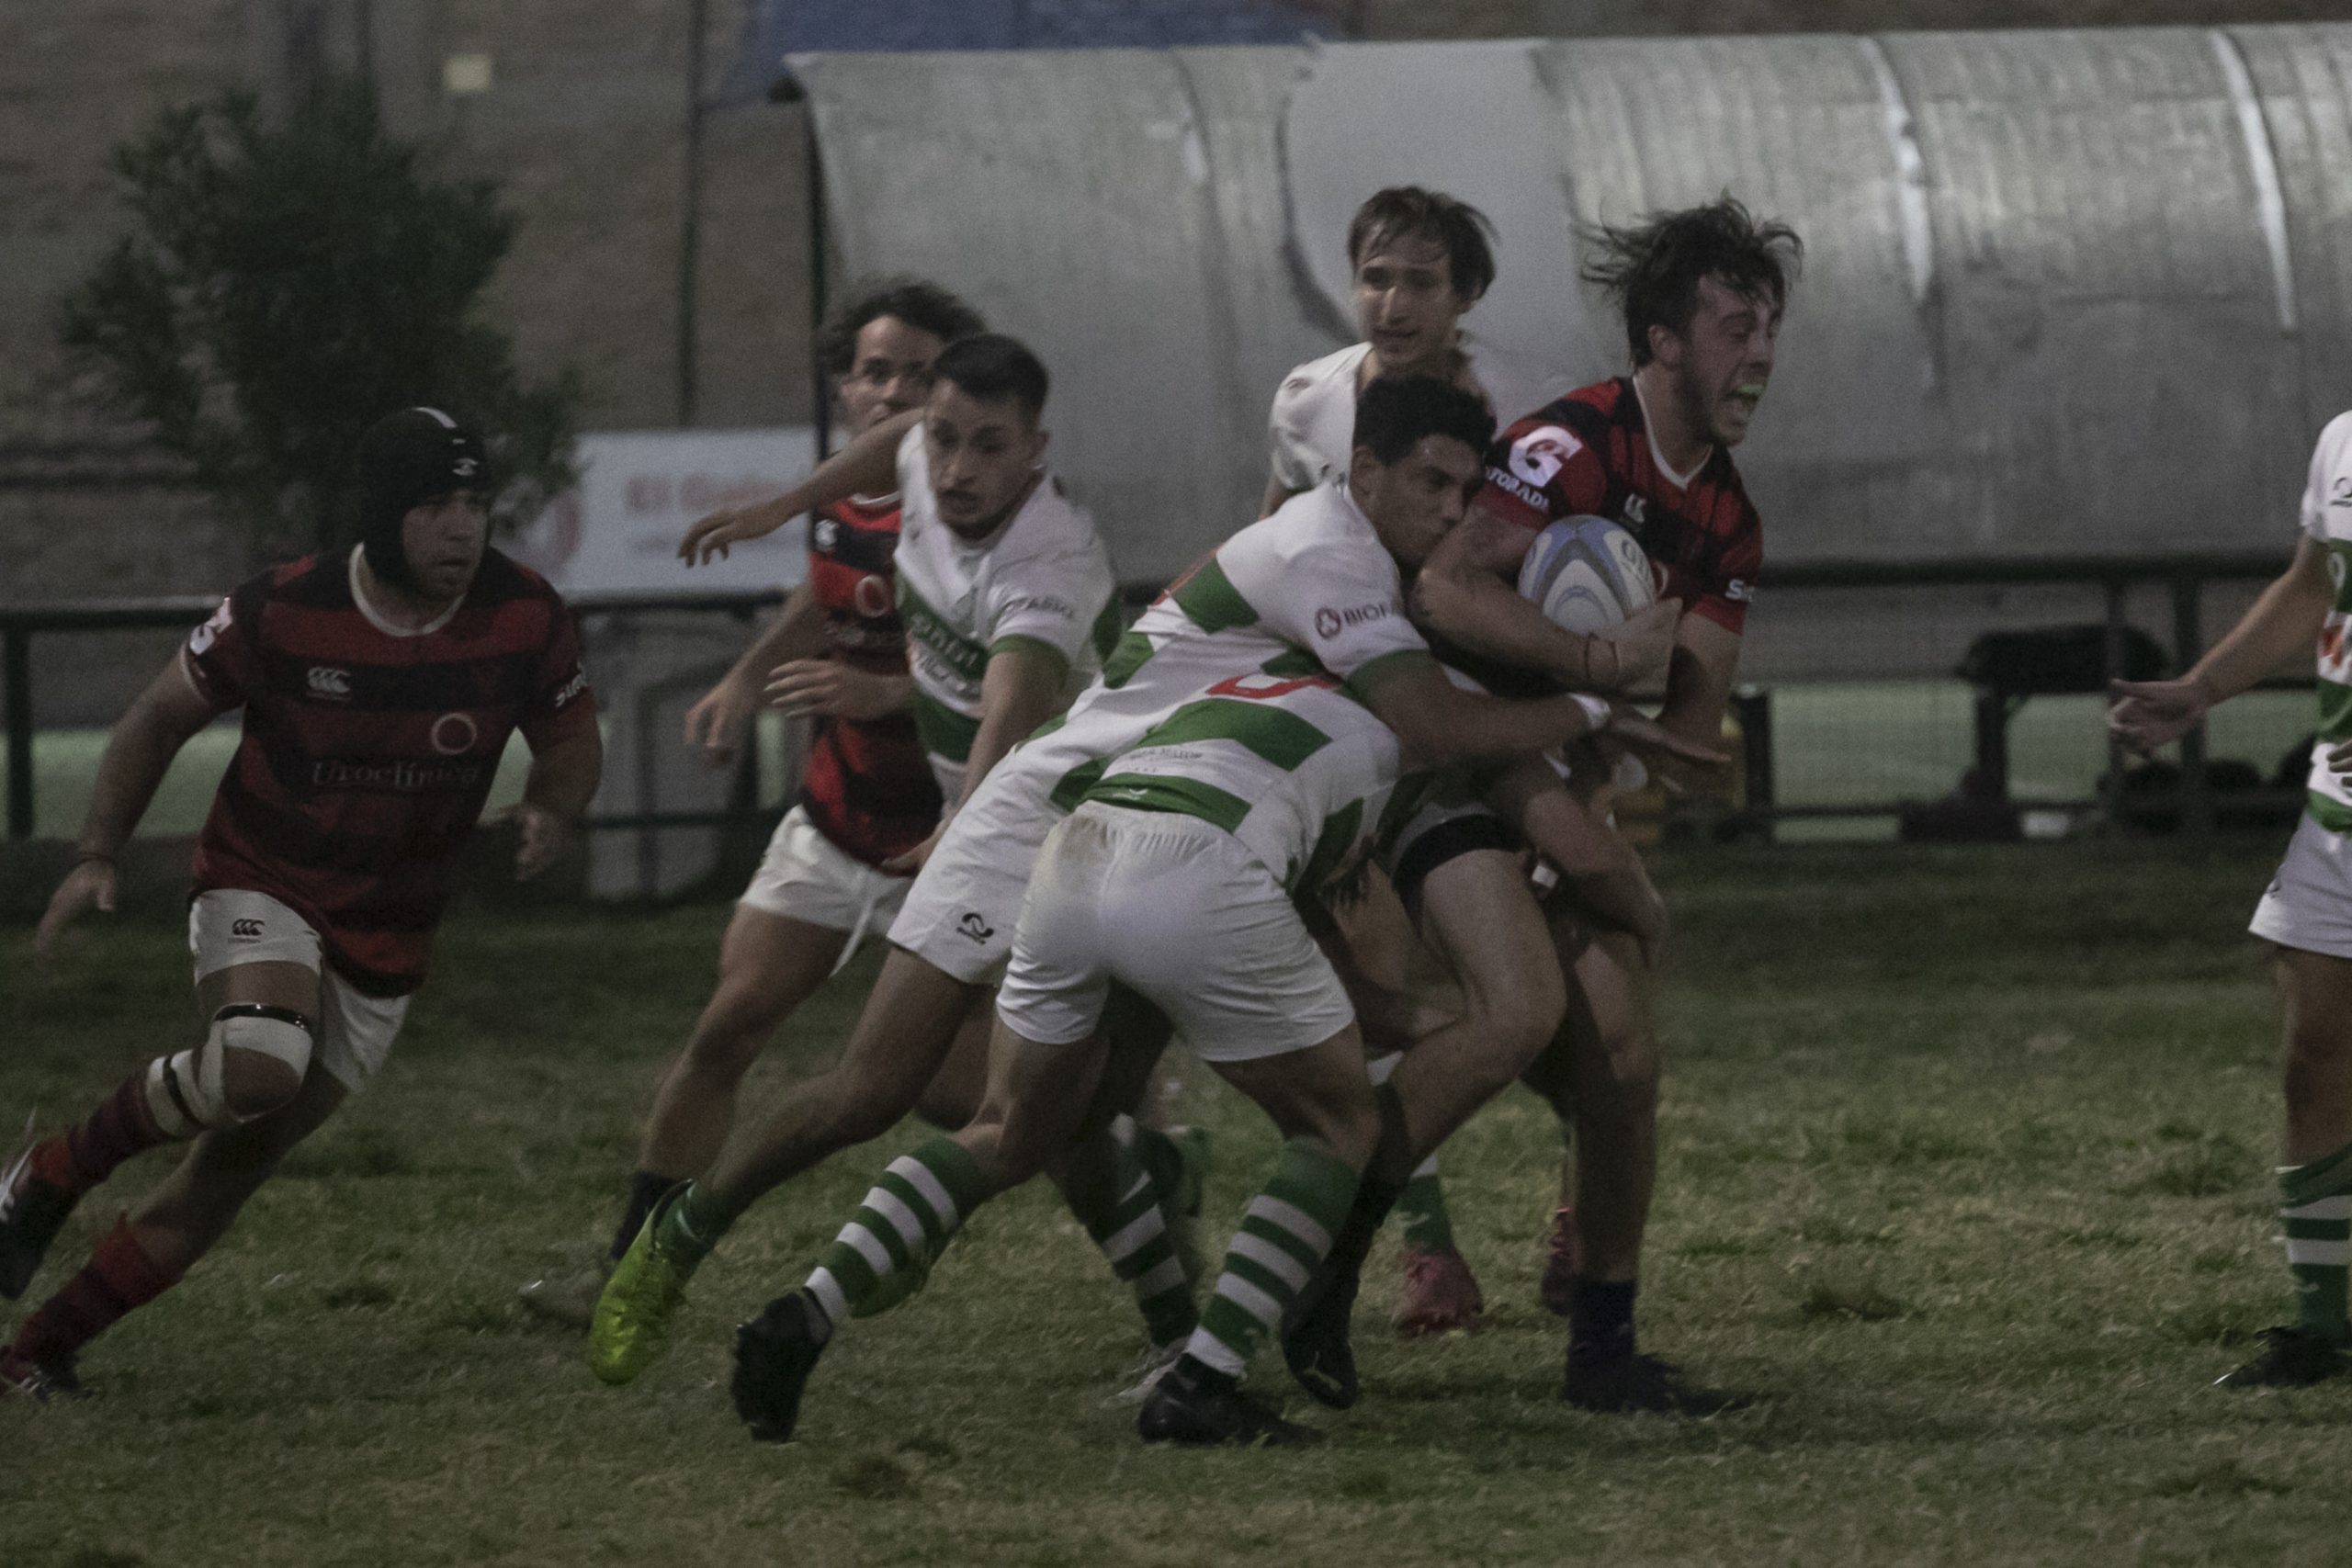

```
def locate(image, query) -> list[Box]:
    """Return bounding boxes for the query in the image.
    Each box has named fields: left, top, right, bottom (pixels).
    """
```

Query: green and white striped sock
left=1086, top=1136, right=1198, bottom=1349
left=1186, top=1139, right=1360, bottom=1377
left=804, top=1136, right=986, bottom=1340
left=2280, top=1140, right=2352, bottom=1344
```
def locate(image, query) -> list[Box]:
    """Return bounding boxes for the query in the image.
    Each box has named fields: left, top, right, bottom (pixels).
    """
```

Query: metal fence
left=0, top=552, right=2310, bottom=851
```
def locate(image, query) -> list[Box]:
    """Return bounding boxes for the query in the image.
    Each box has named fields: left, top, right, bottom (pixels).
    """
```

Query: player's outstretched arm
left=2110, top=535, right=2334, bottom=754
left=35, top=655, right=218, bottom=954
left=679, top=410, right=921, bottom=567
left=685, top=585, right=823, bottom=766
left=1410, top=505, right=1677, bottom=695
left=512, top=726, right=604, bottom=881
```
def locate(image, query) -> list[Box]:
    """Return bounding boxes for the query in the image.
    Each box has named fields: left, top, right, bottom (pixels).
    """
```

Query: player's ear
left=1028, top=424, right=1050, bottom=467
left=1647, top=321, right=1683, bottom=368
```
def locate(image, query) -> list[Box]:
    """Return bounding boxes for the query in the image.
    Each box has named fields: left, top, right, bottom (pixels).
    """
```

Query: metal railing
left=1, top=550, right=2307, bottom=845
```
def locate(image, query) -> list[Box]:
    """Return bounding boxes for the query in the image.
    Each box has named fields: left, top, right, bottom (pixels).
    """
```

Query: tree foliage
left=59, top=81, right=582, bottom=559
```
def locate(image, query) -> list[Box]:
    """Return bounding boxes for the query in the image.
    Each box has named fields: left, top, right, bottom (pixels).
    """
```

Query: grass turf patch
left=3, top=837, right=2345, bottom=1567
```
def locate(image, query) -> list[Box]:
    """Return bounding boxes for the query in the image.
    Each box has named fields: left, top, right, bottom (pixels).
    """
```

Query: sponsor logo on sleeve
left=188, top=598, right=232, bottom=657
left=1724, top=579, right=1754, bottom=604
left=1314, top=602, right=1394, bottom=640
left=551, top=667, right=590, bottom=708
left=814, top=516, right=841, bottom=553
left=1004, top=592, right=1077, bottom=623
left=1507, top=424, right=1581, bottom=490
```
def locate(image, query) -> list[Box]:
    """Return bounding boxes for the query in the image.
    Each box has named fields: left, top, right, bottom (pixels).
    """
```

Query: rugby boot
left=1538, top=1204, right=1580, bottom=1318
left=1138, top=1356, right=1324, bottom=1448
left=1103, top=1339, right=1185, bottom=1407
left=731, top=1290, right=829, bottom=1443
left=0, top=1134, right=78, bottom=1301
left=1393, top=1245, right=1485, bottom=1337
left=586, top=1186, right=698, bottom=1385
left=516, top=1255, right=613, bottom=1330
left=2216, top=1326, right=2349, bottom=1388
left=1280, top=1258, right=1363, bottom=1409
left=1565, top=1345, right=1748, bottom=1416
left=0, top=1346, right=88, bottom=1402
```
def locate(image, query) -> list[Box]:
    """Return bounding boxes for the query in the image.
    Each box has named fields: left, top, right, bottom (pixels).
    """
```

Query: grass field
left=1, top=835, right=2342, bottom=1567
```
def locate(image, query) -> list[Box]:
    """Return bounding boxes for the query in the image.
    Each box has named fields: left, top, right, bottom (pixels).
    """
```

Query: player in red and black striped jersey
left=1305, top=199, right=1797, bottom=1417
left=3, top=408, right=603, bottom=1397
left=514, top=279, right=984, bottom=1327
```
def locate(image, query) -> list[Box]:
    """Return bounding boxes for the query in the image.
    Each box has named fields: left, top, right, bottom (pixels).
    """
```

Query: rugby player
left=1261, top=186, right=1682, bottom=1335
left=517, top=278, right=982, bottom=1325
left=587, top=333, right=1194, bottom=1383
left=1, top=409, right=602, bottom=1398
left=2110, top=412, right=2352, bottom=1386
left=718, top=377, right=1721, bottom=1447
left=1393, top=196, right=1799, bottom=1412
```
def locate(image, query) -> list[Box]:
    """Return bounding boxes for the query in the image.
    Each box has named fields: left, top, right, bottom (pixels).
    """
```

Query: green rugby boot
left=587, top=1186, right=702, bottom=1385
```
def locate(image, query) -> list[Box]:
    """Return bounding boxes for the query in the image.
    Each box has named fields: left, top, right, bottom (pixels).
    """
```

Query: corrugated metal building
left=786, top=27, right=2352, bottom=679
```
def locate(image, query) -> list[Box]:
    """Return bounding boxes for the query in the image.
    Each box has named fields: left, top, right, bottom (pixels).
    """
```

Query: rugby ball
left=1516, top=516, right=1657, bottom=635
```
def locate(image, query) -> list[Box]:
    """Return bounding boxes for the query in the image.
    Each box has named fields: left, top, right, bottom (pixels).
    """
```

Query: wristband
left=74, top=850, right=117, bottom=869
left=1570, top=694, right=1611, bottom=731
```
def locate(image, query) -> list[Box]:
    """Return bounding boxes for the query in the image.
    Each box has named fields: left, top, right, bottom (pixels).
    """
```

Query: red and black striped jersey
left=799, top=495, right=941, bottom=867
left=1478, top=377, right=1763, bottom=636
left=180, top=547, right=596, bottom=994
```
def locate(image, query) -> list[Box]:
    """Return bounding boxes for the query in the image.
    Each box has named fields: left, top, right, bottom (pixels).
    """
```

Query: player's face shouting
left=1363, top=434, right=1482, bottom=569
left=924, top=383, right=1046, bottom=538
left=1665, top=274, right=1781, bottom=449
left=1352, top=232, right=1471, bottom=378
left=401, top=492, right=490, bottom=604
left=841, top=315, right=948, bottom=437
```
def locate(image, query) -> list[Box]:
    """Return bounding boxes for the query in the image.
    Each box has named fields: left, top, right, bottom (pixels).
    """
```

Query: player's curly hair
left=1351, top=375, right=1495, bottom=466
left=816, top=276, right=987, bottom=378
left=1347, top=187, right=1498, bottom=304
left=1581, top=197, right=1802, bottom=367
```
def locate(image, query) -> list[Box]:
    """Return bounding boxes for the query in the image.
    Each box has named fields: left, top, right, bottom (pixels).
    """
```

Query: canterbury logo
left=230, top=918, right=265, bottom=939
left=307, top=666, right=352, bottom=698
left=956, top=912, right=995, bottom=942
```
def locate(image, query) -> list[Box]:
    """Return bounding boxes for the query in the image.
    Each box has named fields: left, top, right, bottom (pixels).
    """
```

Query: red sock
left=9, top=1216, right=183, bottom=1369
left=28, top=1072, right=171, bottom=1197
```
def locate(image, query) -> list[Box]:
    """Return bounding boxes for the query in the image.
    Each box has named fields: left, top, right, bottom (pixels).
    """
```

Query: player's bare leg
left=2, top=959, right=334, bottom=1396
left=2222, top=945, right=2352, bottom=1386
left=1283, top=849, right=1562, bottom=1407
left=521, top=906, right=849, bottom=1325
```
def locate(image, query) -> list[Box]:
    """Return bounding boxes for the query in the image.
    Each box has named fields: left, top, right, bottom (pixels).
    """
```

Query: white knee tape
left=143, top=1005, right=316, bottom=1134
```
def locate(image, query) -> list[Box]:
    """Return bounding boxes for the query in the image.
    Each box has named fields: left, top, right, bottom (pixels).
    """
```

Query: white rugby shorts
left=993, top=803, right=1356, bottom=1063
left=187, top=890, right=410, bottom=1091
left=888, top=750, right=1068, bottom=986
left=740, top=805, right=911, bottom=951
left=2251, top=813, right=2352, bottom=961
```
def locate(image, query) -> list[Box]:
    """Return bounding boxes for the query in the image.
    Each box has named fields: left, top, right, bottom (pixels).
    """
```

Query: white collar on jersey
left=1630, top=376, right=1708, bottom=492
left=349, top=545, right=465, bottom=637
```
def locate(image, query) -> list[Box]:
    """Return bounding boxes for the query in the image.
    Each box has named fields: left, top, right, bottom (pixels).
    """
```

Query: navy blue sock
left=1566, top=1277, right=1637, bottom=1362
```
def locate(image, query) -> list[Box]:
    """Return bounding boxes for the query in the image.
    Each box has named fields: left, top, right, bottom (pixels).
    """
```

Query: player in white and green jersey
left=2111, top=410, right=2352, bottom=1387
left=587, top=333, right=1159, bottom=1389
left=891, top=401, right=1118, bottom=807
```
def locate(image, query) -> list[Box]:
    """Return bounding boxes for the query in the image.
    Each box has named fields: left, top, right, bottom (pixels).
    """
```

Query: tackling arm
left=1362, top=655, right=1721, bottom=778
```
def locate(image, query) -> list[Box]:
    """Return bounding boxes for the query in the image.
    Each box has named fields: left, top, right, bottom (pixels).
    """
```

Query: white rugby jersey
left=1266, top=335, right=1576, bottom=494
left=1082, top=671, right=1430, bottom=896
left=891, top=425, right=1120, bottom=803
left=2301, top=412, right=2352, bottom=831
